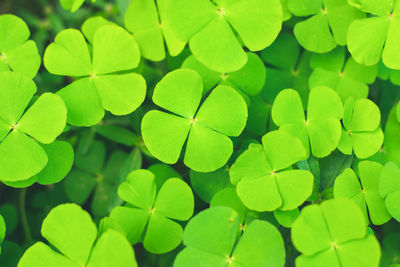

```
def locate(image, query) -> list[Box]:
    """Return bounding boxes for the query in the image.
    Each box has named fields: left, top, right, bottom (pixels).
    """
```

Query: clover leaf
left=272, top=86, right=344, bottom=158
left=379, top=161, right=400, bottom=222
left=261, top=33, right=312, bottom=106
left=0, top=72, right=67, bottom=183
left=347, top=0, right=400, bottom=69
left=124, top=0, right=185, bottom=61
left=174, top=206, right=285, bottom=267
left=334, top=161, right=391, bottom=225
left=0, top=14, right=41, bottom=79
left=230, top=130, right=313, bottom=212
left=64, top=142, right=128, bottom=216
left=18, top=203, right=137, bottom=267
left=309, top=47, right=377, bottom=102
left=292, top=198, right=381, bottom=267
left=44, top=24, right=146, bottom=126
left=110, top=169, right=194, bottom=253
left=338, top=97, right=384, bottom=158
left=287, top=0, right=364, bottom=53
left=165, top=0, right=283, bottom=72
left=141, top=69, right=247, bottom=172
left=60, top=0, right=95, bottom=12
left=182, top=52, right=266, bottom=98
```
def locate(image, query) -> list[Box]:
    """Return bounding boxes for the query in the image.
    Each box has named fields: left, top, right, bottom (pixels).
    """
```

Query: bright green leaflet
left=347, top=0, right=400, bottom=69
left=287, top=0, right=364, bottom=53
left=334, top=161, right=391, bottom=225
left=0, top=72, right=67, bottom=183
left=0, top=14, right=41, bottom=79
left=379, top=162, right=400, bottom=222
left=274, top=209, right=300, bottom=228
left=272, top=86, right=344, bottom=158
left=110, top=169, right=194, bottom=254
left=141, top=69, right=247, bottom=172
left=309, top=47, right=377, bottom=102
left=182, top=52, right=266, bottom=98
left=260, top=33, right=311, bottom=106
left=44, top=25, right=146, bottom=126
left=124, top=0, right=185, bottom=61
left=230, top=130, right=313, bottom=212
left=64, top=141, right=127, bottom=217
left=338, top=98, right=384, bottom=159
left=165, top=0, right=283, bottom=72
left=190, top=167, right=231, bottom=203
left=174, top=206, right=285, bottom=267
left=60, top=0, right=96, bottom=12
left=18, top=203, right=137, bottom=267
left=292, top=198, right=381, bottom=267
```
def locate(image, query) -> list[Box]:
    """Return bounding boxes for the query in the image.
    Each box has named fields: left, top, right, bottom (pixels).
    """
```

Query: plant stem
left=19, top=188, right=32, bottom=244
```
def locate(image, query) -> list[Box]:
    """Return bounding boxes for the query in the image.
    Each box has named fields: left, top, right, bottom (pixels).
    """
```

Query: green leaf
left=81, top=16, right=115, bottom=44
left=86, top=230, right=137, bottom=267
left=41, top=204, right=97, bottom=266
left=0, top=14, right=29, bottom=52
left=5, top=40, right=41, bottom=79
left=44, top=29, right=92, bottom=76
left=60, top=0, right=86, bottom=12
left=118, top=169, right=156, bottom=209
left=0, top=71, right=36, bottom=126
left=57, top=78, right=104, bottom=126
left=18, top=93, right=67, bottom=144
left=0, top=131, right=47, bottom=182
left=153, top=178, right=194, bottom=220
left=93, top=73, right=146, bottom=116
left=92, top=25, right=140, bottom=74
left=36, top=141, right=74, bottom=185
left=152, top=69, right=203, bottom=119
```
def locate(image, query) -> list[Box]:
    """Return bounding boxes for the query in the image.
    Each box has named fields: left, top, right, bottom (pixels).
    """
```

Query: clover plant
left=44, top=24, right=146, bottom=126
left=272, top=86, right=344, bottom=157
left=230, top=130, right=313, bottom=212
left=347, top=0, right=400, bottom=69
left=174, top=207, right=285, bottom=267
left=110, top=169, right=194, bottom=253
left=334, top=161, right=391, bottom=225
left=2, top=1, right=400, bottom=266
left=165, top=0, right=283, bottom=72
left=0, top=15, right=41, bottom=79
left=18, top=203, right=137, bottom=267
left=292, top=198, right=381, bottom=267
left=141, top=69, right=247, bottom=172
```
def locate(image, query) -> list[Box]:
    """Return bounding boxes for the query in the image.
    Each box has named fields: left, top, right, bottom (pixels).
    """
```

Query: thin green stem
left=19, top=188, right=33, bottom=244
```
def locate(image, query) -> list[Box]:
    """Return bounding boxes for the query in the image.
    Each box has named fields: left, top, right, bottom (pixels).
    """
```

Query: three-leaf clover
left=0, top=14, right=41, bottom=78
left=182, top=52, right=266, bottom=99
left=174, top=206, right=285, bottom=267
left=110, top=169, right=194, bottom=253
left=124, top=0, right=185, bottom=61
left=18, top=203, right=138, bottom=267
left=287, top=0, right=364, bottom=53
left=309, top=47, right=377, bottom=102
left=272, top=86, right=344, bottom=158
left=230, top=130, right=313, bottom=211
left=347, top=0, right=400, bottom=69
left=141, top=69, right=247, bottom=172
left=334, top=161, right=391, bottom=225
left=338, top=97, right=384, bottom=159
left=379, top=161, right=400, bottom=222
left=292, top=198, right=381, bottom=267
left=44, top=24, right=146, bottom=126
left=164, top=0, right=283, bottom=72
left=0, top=72, right=67, bottom=183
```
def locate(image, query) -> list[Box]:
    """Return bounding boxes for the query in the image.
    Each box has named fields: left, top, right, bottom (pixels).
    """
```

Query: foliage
left=0, top=0, right=400, bottom=266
